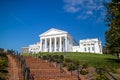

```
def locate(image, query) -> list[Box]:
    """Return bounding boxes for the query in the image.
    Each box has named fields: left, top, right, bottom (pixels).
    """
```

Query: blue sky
left=0, top=0, right=109, bottom=52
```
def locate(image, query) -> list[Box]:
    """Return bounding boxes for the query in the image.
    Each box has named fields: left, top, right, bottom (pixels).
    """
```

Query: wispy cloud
left=86, top=11, right=93, bottom=15
left=63, top=0, right=110, bottom=23
left=10, top=13, right=27, bottom=26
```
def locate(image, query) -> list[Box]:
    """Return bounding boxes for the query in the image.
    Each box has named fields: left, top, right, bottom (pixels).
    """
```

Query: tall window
left=84, top=47, right=86, bottom=51
left=47, top=43, right=49, bottom=46
left=88, top=47, right=90, bottom=52
left=62, top=41, right=63, bottom=44
left=92, top=47, right=94, bottom=51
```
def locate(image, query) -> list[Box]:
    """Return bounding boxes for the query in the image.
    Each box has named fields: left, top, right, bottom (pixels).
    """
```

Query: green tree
left=0, top=48, right=4, bottom=53
left=105, top=0, right=120, bottom=58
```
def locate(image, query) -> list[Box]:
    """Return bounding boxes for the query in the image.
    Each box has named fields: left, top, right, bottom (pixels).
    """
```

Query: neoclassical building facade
left=39, top=28, right=78, bottom=52
left=21, top=28, right=102, bottom=54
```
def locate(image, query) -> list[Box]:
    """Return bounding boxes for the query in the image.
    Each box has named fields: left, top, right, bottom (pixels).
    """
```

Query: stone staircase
left=25, top=56, right=78, bottom=80
left=15, top=56, right=24, bottom=80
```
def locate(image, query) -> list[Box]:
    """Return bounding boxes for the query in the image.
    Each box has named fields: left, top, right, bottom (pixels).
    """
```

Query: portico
left=40, top=36, right=68, bottom=52
left=39, top=28, right=78, bottom=52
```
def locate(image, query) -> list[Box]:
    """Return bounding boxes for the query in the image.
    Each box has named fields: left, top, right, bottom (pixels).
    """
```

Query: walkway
left=25, top=56, right=86, bottom=80
left=7, top=55, right=85, bottom=80
left=7, top=55, right=19, bottom=80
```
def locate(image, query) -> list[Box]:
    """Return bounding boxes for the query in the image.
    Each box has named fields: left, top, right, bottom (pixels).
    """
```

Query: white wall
left=72, top=38, right=103, bottom=54
left=72, top=46, right=80, bottom=52
left=29, top=42, right=41, bottom=54
left=79, top=38, right=102, bottom=54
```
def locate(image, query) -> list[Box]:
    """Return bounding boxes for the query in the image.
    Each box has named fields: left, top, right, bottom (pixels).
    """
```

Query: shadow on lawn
left=106, top=58, right=120, bottom=63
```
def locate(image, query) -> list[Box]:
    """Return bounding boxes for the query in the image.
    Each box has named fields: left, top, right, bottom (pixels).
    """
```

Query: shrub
left=82, top=64, right=88, bottom=69
left=64, top=58, right=71, bottom=63
left=56, top=59, right=61, bottom=63
left=73, top=60, right=80, bottom=65
left=80, top=64, right=89, bottom=75
left=53, top=55, right=59, bottom=60
left=63, top=61, right=67, bottom=67
left=59, top=55, right=64, bottom=61
left=47, top=55, right=51, bottom=59
left=0, top=53, right=8, bottom=80
left=80, top=68, right=89, bottom=75
left=0, top=53, right=6, bottom=58
left=96, top=74, right=108, bottom=80
left=0, top=55, right=8, bottom=70
left=67, top=63, right=76, bottom=71
left=39, top=56, right=42, bottom=59
left=42, top=55, right=47, bottom=60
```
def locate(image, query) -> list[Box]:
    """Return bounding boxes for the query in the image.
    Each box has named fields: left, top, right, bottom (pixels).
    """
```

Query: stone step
left=24, top=57, right=79, bottom=80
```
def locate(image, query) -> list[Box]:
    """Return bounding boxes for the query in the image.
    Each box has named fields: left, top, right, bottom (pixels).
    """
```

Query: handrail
left=103, top=68, right=117, bottom=80
left=9, top=52, right=34, bottom=80
left=96, top=68, right=117, bottom=80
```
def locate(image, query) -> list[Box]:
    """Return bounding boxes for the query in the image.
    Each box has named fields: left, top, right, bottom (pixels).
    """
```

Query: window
left=57, top=42, right=58, bottom=45
left=47, top=43, right=49, bottom=46
left=62, top=48, right=63, bottom=51
left=62, top=41, right=63, bottom=44
left=84, top=47, right=86, bottom=51
left=92, top=47, right=94, bottom=51
left=88, top=47, right=90, bottom=51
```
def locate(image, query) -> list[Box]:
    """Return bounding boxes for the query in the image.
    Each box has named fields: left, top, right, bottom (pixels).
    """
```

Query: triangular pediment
left=39, top=28, right=67, bottom=37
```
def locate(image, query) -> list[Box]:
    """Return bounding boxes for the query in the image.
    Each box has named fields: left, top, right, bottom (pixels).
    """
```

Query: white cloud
left=86, top=11, right=93, bottom=15
left=64, top=6, right=80, bottom=13
left=63, top=0, right=109, bottom=23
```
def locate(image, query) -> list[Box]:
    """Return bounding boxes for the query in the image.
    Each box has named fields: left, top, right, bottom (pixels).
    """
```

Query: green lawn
left=22, top=52, right=120, bottom=72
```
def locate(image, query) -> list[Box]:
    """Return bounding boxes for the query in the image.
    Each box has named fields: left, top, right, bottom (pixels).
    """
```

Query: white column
left=54, top=37, right=57, bottom=52
left=40, top=39, right=42, bottom=52
left=45, top=38, right=47, bottom=52
left=59, top=37, right=62, bottom=52
left=49, top=38, right=52, bottom=52
left=65, top=36, right=67, bottom=52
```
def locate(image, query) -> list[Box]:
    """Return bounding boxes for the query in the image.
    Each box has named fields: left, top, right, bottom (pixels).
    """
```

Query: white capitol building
left=21, top=28, right=102, bottom=54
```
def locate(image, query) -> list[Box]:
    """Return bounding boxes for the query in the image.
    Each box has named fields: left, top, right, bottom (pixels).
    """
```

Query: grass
left=22, top=52, right=120, bottom=73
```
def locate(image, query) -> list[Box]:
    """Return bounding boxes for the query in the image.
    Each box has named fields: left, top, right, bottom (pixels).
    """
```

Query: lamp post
left=60, top=62, right=62, bottom=72
left=77, top=64, right=80, bottom=80
left=59, top=56, right=63, bottom=73
left=64, top=39, right=66, bottom=58
left=23, top=58, right=26, bottom=79
left=60, top=61, right=63, bottom=73
left=96, top=68, right=102, bottom=80
left=48, top=55, right=50, bottom=62
left=70, top=60, right=72, bottom=75
left=26, top=67, right=30, bottom=80
left=36, top=53, right=37, bottom=58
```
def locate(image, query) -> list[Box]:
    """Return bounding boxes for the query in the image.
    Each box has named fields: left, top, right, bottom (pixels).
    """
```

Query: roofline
left=21, top=47, right=29, bottom=48
left=39, top=28, right=68, bottom=37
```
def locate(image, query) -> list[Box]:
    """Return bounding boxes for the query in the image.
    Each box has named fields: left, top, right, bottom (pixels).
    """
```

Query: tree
left=0, top=48, right=4, bottom=53
left=105, top=0, right=120, bottom=58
